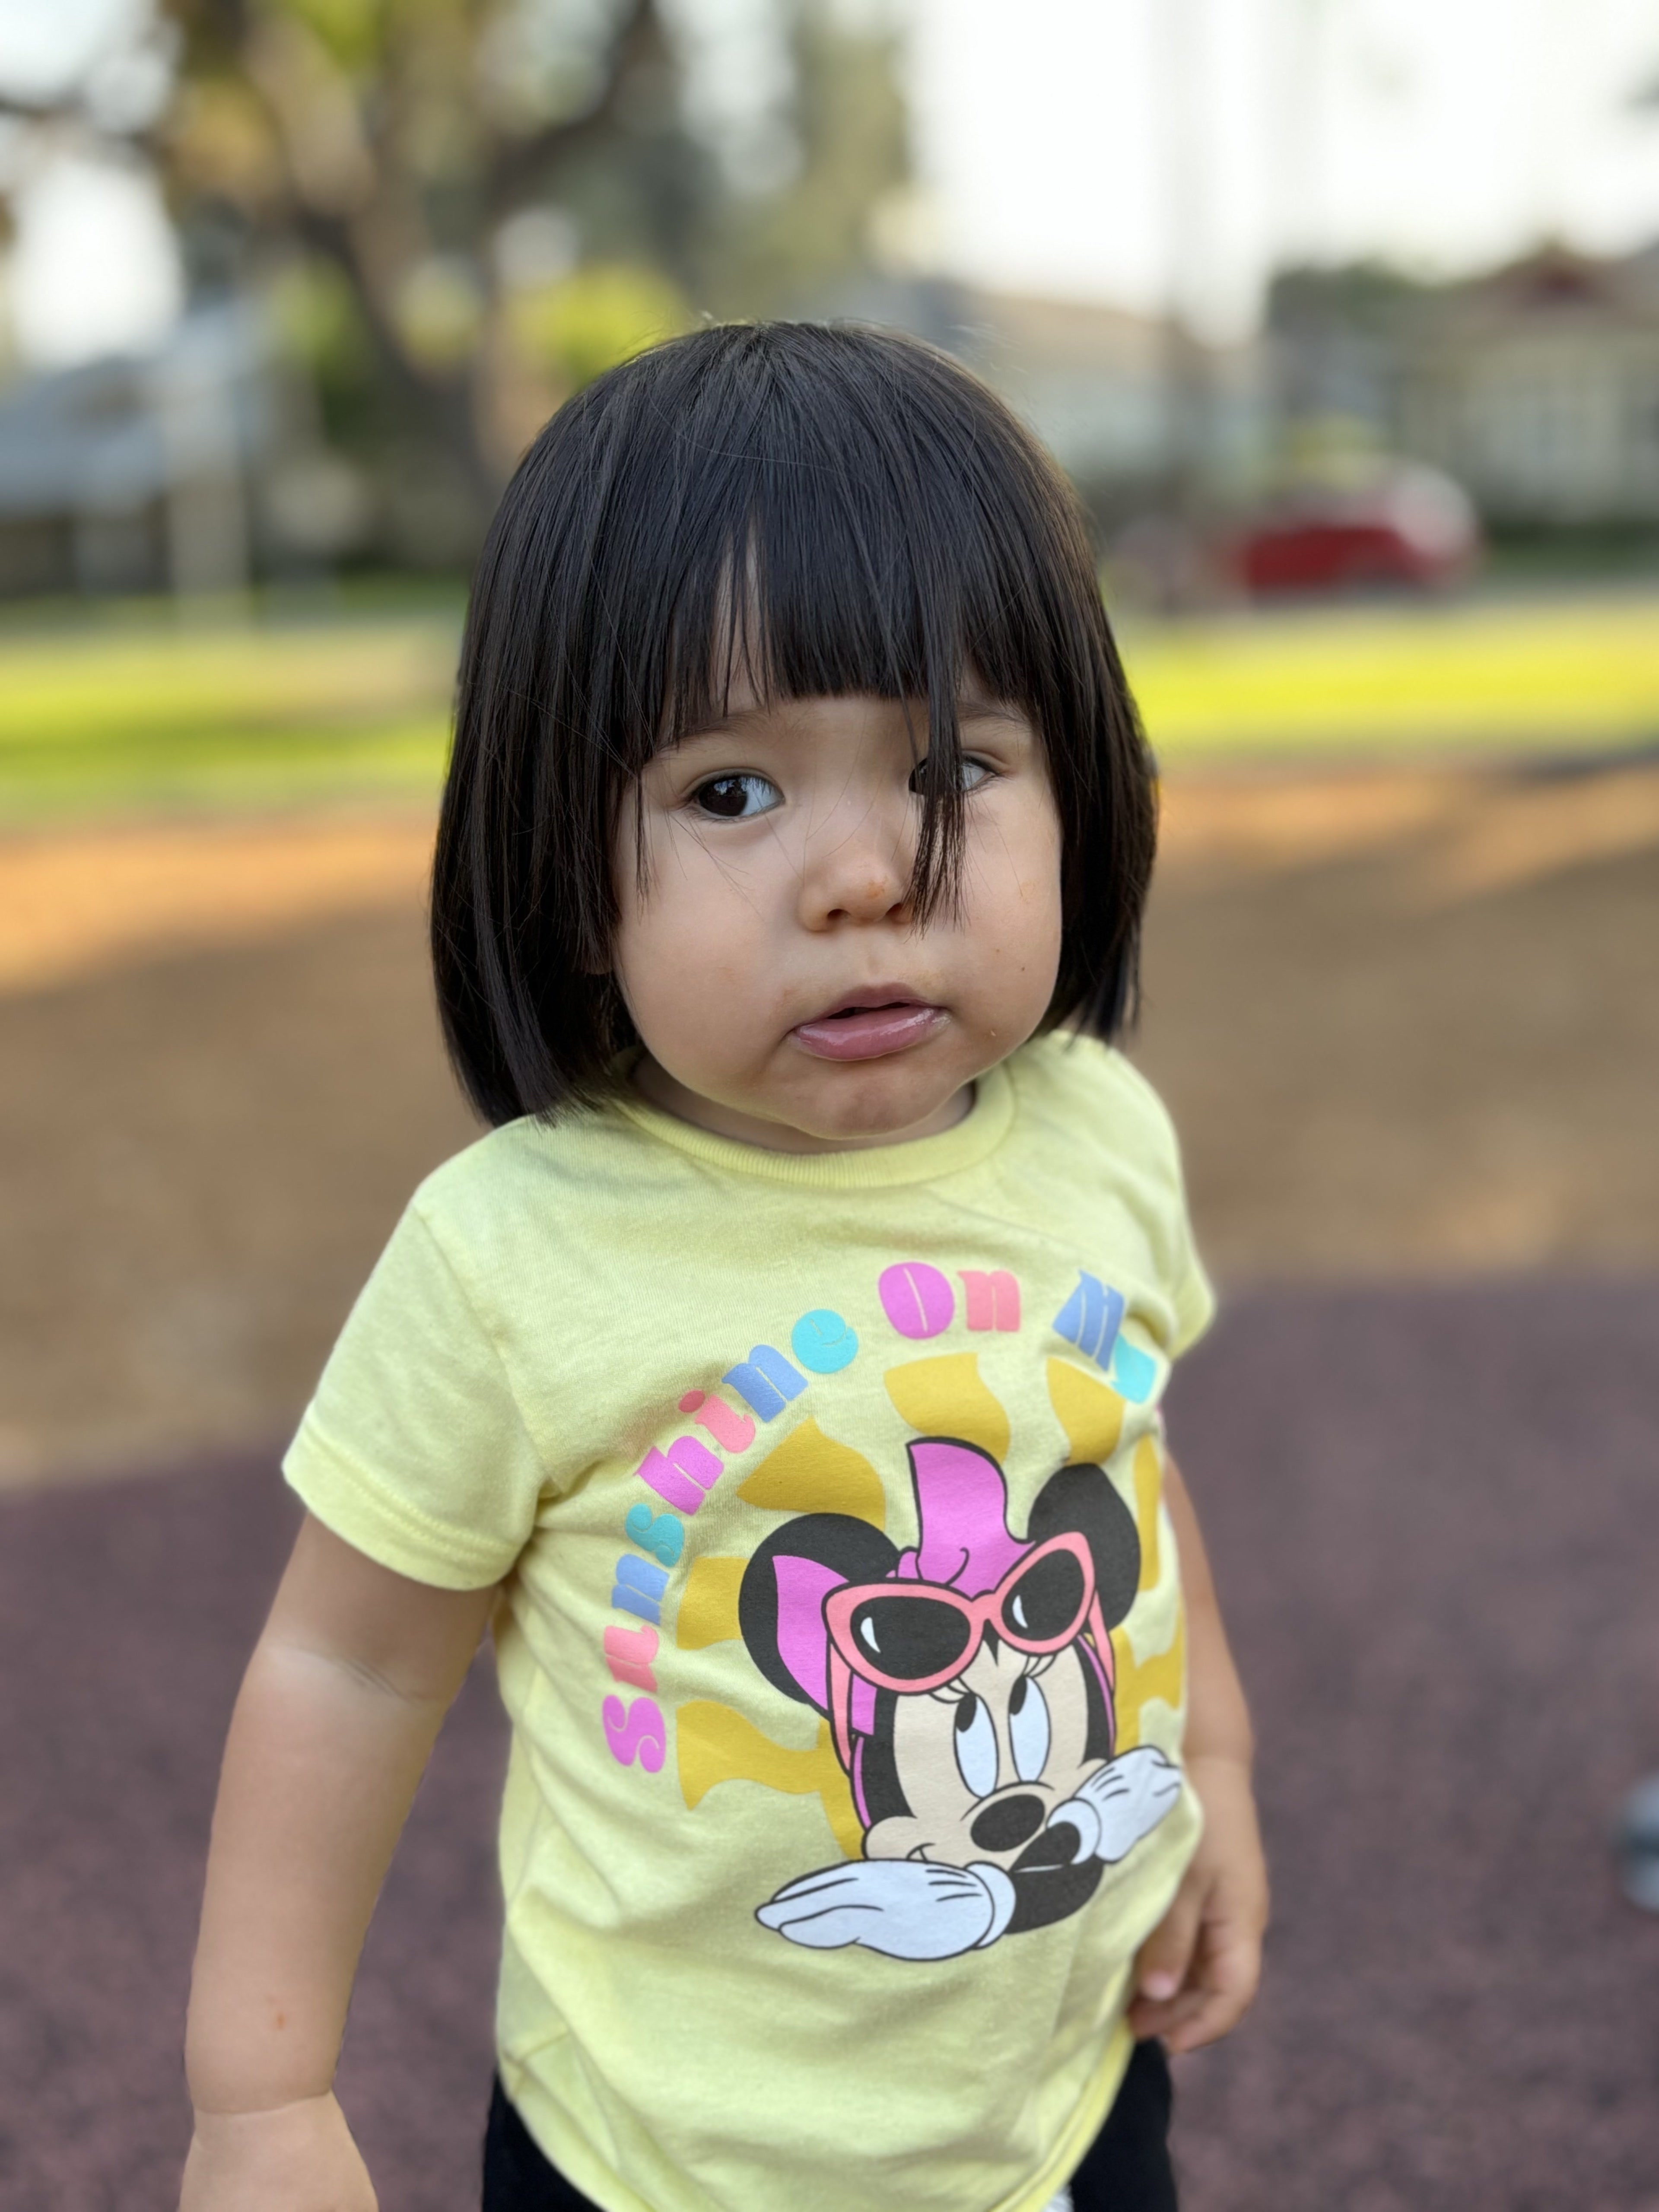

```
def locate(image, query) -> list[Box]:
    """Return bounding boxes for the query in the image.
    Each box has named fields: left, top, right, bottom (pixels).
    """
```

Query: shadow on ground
left=3, top=1280, right=1657, bottom=2212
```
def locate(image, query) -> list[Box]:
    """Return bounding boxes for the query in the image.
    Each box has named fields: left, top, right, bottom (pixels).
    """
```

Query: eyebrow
left=659, top=703, right=784, bottom=753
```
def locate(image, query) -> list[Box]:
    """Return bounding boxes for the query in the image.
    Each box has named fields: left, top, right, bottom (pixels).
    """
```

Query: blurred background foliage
left=153, top=0, right=907, bottom=558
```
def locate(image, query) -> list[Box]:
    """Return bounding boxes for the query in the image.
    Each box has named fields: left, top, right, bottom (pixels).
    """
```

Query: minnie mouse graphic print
left=741, top=1438, right=1181, bottom=1959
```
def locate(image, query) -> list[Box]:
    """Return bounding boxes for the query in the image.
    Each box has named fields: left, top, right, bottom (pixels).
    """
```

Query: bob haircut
left=432, top=319, right=1157, bottom=1127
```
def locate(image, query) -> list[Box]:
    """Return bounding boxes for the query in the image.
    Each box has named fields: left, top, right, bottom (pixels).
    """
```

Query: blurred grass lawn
left=0, top=600, right=461, bottom=817
left=1, top=584, right=1656, bottom=819
left=1122, top=588, right=1659, bottom=758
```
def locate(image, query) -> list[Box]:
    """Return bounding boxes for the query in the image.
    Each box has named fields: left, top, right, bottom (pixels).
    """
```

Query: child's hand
left=1127, top=1752, right=1268, bottom=2055
left=179, top=2092, right=375, bottom=2212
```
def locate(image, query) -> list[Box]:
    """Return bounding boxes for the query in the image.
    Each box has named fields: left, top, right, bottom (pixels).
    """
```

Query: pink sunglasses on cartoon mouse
left=824, top=1530, right=1107, bottom=1726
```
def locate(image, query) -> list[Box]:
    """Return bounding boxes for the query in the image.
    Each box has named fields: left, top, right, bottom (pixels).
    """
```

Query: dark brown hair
left=432, top=320, right=1157, bottom=1126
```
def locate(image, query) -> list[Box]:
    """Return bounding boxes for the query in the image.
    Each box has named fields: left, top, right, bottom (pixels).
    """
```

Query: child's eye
left=691, top=773, right=782, bottom=820
left=909, top=755, right=992, bottom=795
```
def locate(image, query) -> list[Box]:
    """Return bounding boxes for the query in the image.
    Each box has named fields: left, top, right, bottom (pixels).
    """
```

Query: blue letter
left=791, top=1309, right=858, bottom=1376
left=1053, top=1272, right=1125, bottom=1369
left=722, top=1345, right=807, bottom=1421
left=612, top=1552, right=668, bottom=1625
left=1110, top=1339, right=1157, bottom=1404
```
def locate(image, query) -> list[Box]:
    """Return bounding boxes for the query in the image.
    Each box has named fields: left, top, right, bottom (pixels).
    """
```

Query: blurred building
left=1271, top=243, right=1659, bottom=527
left=961, top=289, right=1265, bottom=520
left=0, top=304, right=363, bottom=596
left=828, top=273, right=1267, bottom=527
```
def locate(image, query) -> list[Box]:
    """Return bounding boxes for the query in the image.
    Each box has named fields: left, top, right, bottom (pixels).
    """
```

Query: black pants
left=482, top=2039, right=1176, bottom=2212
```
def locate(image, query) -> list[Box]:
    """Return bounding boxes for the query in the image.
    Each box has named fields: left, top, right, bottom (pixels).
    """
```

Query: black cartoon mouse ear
left=1026, top=1464, right=1142, bottom=1630
left=738, top=1514, right=901, bottom=1713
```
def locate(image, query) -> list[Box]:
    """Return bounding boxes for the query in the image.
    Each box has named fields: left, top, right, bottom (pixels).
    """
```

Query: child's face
left=611, top=680, right=1064, bottom=1151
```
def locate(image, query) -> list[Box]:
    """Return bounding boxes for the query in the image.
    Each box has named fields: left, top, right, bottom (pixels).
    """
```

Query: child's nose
left=798, top=809, right=914, bottom=927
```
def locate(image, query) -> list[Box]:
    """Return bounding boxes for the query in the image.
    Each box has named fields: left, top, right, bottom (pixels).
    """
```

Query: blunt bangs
left=432, top=321, right=1157, bottom=1126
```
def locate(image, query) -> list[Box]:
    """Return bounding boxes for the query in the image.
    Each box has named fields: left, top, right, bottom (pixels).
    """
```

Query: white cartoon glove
left=756, top=1857, right=1017, bottom=1959
left=1050, top=1747, right=1183, bottom=1866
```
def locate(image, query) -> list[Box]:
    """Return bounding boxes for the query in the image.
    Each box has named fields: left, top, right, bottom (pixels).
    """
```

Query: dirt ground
left=1, top=758, right=1656, bottom=1485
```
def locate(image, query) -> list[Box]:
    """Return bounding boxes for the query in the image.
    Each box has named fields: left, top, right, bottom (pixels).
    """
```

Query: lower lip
left=791, top=1003, right=946, bottom=1062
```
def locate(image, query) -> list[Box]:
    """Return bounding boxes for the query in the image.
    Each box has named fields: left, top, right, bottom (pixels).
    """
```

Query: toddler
left=180, top=321, right=1267, bottom=2212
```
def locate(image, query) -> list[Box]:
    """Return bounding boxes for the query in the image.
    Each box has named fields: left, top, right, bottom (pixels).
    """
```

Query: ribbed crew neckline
left=610, top=1060, right=1016, bottom=1190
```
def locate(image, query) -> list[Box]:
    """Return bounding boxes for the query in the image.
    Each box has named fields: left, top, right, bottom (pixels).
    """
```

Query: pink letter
left=960, top=1269, right=1021, bottom=1332
left=636, top=1435, right=723, bottom=1513
left=879, top=1261, right=956, bottom=1340
left=603, top=1694, right=666, bottom=1772
left=605, top=1623, right=660, bottom=1668
left=679, top=1390, right=756, bottom=1455
left=605, top=1625, right=659, bottom=1686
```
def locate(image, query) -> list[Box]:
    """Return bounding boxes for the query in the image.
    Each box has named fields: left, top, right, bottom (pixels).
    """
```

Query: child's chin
left=787, top=1068, right=969, bottom=1143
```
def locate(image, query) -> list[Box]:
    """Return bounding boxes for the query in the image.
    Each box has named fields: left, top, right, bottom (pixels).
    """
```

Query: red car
left=1235, top=465, right=1480, bottom=596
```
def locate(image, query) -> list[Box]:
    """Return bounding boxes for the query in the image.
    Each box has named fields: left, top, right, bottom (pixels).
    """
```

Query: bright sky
left=3, top=0, right=1659, bottom=363
left=906, top=0, right=1659, bottom=335
left=0, top=0, right=145, bottom=99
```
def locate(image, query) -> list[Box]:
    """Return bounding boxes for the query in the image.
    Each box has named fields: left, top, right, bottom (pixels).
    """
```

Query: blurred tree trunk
left=706, top=5, right=911, bottom=318
left=161, top=0, right=705, bottom=529
left=3, top=0, right=915, bottom=561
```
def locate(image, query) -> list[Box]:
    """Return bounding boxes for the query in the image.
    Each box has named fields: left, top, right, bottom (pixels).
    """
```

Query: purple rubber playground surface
left=4, top=1281, right=1658, bottom=2212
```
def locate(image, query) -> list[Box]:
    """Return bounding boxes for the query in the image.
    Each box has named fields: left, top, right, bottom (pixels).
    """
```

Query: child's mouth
left=791, top=990, right=946, bottom=1063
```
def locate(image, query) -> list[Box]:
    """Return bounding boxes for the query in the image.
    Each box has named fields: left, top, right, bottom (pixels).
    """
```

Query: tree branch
left=480, top=0, right=659, bottom=221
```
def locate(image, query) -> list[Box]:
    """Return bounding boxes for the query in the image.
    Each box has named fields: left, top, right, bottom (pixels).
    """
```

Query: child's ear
left=1026, top=1464, right=1141, bottom=1630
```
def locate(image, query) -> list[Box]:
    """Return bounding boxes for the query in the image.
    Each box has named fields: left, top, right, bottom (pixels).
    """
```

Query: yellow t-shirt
left=284, top=1033, right=1214, bottom=2212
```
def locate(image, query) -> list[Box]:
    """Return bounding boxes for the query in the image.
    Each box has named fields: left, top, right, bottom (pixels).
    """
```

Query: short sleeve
left=1093, top=1044, right=1216, bottom=1359
left=1166, top=1192, right=1216, bottom=1358
left=1146, top=1079, right=1214, bottom=1357
left=283, top=1203, right=547, bottom=1589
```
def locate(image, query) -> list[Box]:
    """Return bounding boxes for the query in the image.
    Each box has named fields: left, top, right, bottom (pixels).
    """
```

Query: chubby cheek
left=611, top=861, right=781, bottom=1084
left=956, top=817, right=1065, bottom=1033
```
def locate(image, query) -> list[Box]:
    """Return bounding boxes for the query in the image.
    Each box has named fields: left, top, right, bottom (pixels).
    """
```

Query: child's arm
left=180, top=1513, right=499, bottom=2212
left=1127, top=1454, right=1269, bottom=2054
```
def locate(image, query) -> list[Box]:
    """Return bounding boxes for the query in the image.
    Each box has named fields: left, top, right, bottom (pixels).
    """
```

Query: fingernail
left=1141, top=1971, right=1178, bottom=2000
